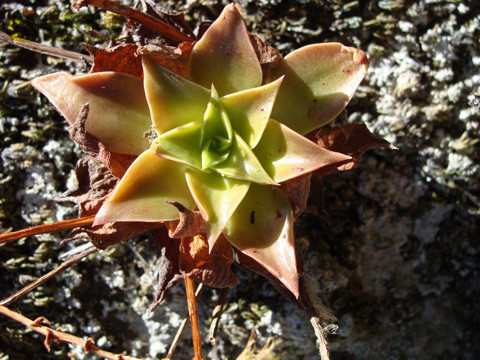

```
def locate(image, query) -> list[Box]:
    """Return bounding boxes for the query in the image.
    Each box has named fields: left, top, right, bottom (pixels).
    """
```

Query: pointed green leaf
left=201, top=86, right=233, bottom=169
left=151, top=121, right=203, bottom=170
left=213, top=132, right=276, bottom=185
left=221, top=77, right=283, bottom=148
left=143, top=57, right=210, bottom=135
left=31, top=72, right=151, bottom=155
left=269, top=43, right=370, bottom=135
left=189, top=4, right=262, bottom=96
left=94, top=150, right=196, bottom=225
left=254, top=119, right=352, bottom=182
left=223, top=184, right=299, bottom=297
left=185, top=169, right=250, bottom=248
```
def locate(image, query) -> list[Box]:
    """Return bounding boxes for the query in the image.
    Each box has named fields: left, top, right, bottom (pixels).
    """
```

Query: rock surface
left=0, top=0, right=478, bottom=359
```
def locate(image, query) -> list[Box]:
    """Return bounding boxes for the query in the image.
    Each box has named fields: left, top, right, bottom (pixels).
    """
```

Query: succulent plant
left=31, top=4, right=371, bottom=299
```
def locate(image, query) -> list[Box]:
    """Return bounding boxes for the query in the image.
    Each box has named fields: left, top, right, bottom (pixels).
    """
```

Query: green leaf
left=254, top=119, right=352, bottom=182
left=151, top=121, right=203, bottom=170
left=221, top=77, right=283, bottom=148
left=143, top=57, right=210, bottom=135
left=189, top=4, right=262, bottom=96
left=213, top=132, right=276, bottom=185
left=31, top=72, right=151, bottom=155
left=223, top=184, right=299, bottom=297
left=269, top=43, right=370, bottom=135
left=94, top=150, right=196, bottom=225
left=185, top=169, right=250, bottom=248
left=201, top=86, right=233, bottom=169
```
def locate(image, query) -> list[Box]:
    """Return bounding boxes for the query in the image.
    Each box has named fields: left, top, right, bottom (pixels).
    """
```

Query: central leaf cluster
left=151, top=85, right=275, bottom=185
left=200, top=88, right=233, bottom=170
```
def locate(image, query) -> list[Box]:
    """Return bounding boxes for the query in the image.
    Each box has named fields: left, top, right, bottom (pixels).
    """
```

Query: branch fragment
left=0, top=215, right=96, bottom=245
left=73, top=0, right=193, bottom=44
left=0, top=305, right=143, bottom=360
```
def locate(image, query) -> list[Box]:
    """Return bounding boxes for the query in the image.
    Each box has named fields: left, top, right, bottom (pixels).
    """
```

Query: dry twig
left=73, top=0, right=194, bottom=44
left=0, top=215, right=96, bottom=245
left=0, top=305, right=143, bottom=360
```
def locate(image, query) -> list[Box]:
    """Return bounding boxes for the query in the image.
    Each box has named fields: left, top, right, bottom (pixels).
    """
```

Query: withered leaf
left=59, top=156, right=117, bottom=218
left=165, top=201, right=205, bottom=239
left=138, top=41, right=194, bottom=79
left=68, top=104, right=136, bottom=178
left=280, top=174, right=312, bottom=219
left=68, top=221, right=161, bottom=250
left=250, top=35, right=282, bottom=83
left=313, top=123, right=393, bottom=177
left=179, top=235, right=239, bottom=289
left=82, top=43, right=143, bottom=77
left=150, top=228, right=181, bottom=310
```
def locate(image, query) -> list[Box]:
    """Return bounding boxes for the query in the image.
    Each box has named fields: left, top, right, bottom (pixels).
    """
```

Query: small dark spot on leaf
left=313, top=99, right=317, bottom=103
left=276, top=210, right=281, bottom=218
left=250, top=211, right=255, bottom=224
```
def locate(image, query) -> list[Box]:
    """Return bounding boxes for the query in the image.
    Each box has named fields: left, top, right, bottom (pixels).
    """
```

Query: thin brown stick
left=184, top=277, right=203, bottom=360
left=0, top=305, right=143, bottom=360
left=208, top=287, right=228, bottom=344
left=0, top=215, right=96, bottom=245
left=0, top=31, right=93, bottom=64
left=73, top=0, right=193, bottom=44
left=166, top=283, right=204, bottom=359
left=0, top=246, right=98, bottom=306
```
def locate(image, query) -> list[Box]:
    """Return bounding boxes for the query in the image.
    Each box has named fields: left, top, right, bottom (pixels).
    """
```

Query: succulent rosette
left=31, top=4, right=369, bottom=298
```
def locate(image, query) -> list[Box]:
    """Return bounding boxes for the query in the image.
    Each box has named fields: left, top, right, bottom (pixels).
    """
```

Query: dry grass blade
left=0, top=246, right=98, bottom=306
left=235, top=331, right=284, bottom=360
left=209, top=287, right=228, bottom=343
left=0, top=31, right=93, bottom=64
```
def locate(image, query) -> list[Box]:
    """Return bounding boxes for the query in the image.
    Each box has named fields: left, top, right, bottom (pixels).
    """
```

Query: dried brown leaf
left=82, top=43, right=143, bottom=77
left=138, top=41, right=194, bottom=79
left=250, top=35, right=283, bottom=83
left=165, top=201, right=205, bottom=239
left=68, top=104, right=136, bottom=178
left=280, top=174, right=311, bottom=219
left=312, top=123, right=393, bottom=176
left=180, top=235, right=239, bottom=289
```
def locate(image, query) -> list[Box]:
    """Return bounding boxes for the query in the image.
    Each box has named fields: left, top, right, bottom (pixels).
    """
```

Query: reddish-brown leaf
left=179, top=235, right=239, bottom=289
left=280, top=174, right=312, bottom=219
left=150, top=228, right=182, bottom=310
left=68, top=104, right=136, bottom=178
left=82, top=44, right=143, bottom=77
left=313, top=123, right=393, bottom=176
left=165, top=201, right=205, bottom=239
left=250, top=35, right=282, bottom=84
left=138, top=41, right=194, bottom=79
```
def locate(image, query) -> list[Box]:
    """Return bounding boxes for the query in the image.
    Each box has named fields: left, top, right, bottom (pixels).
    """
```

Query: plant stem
left=184, top=277, right=203, bottom=360
left=0, top=215, right=96, bottom=245
left=166, top=283, right=204, bottom=359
